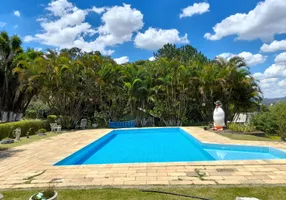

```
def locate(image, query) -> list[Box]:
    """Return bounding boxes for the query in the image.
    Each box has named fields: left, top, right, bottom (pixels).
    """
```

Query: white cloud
left=238, top=52, right=267, bottom=66
left=259, top=78, right=279, bottom=89
left=149, top=56, right=155, bottom=61
left=134, top=28, right=189, bottom=50
left=257, top=77, right=286, bottom=98
left=46, top=0, right=73, bottom=17
left=254, top=53, right=286, bottom=98
left=205, top=0, right=286, bottom=41
left=218, top=51, right=267, bottom=66
left=96, top=4, right=143, bottom=47
left=24, top=35, right=36, bottom=42
left=261, top=39, right=286, bottom=52
left=218, top=53, right=232, bottom=59
left=114, top=56, right=129, bottom=64
left=253, top=73, right=286, bottom=98
left=264, top=64, right=286, bottom=78
left=278, top=79, right=286, bottom=87
left=13, top=10, right=20, bottom=17
left=260, top=77, right=279, bottom=84
left=0, top=22, right=6, bottom=27
left=91, top=6, right=106, bottom=14
left=24, top=1, right=144, bottom=55
left=13, top=25, right=18, bottom=29
left=180, top=2, right=210, bottom=18
left=274, top=52, right=286, bottom=64
left=35, top=47, right=42, bottom=51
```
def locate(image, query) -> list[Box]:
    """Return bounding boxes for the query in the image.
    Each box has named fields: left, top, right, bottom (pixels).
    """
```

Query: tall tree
left=0, top=31, right=31, bottom=121
left=40, top=50, right=100, bottom=128
left=214, top=56, right=262, bottom=122
left=11, top=49, right=44, bottom=118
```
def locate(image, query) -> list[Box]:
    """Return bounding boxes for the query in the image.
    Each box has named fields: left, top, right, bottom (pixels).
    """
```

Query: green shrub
left=251, top=102, right=286, bottom=140
left=58, top=115, right=74, bottom=129
left=37, top=128, right=47, bottom=133
left=228, top=123, right=256, bottom=133
left=47, top=115, right=57, bottom=123
left=251, top=111, right=277, bottom=135
left=0, top=120, right=49, bottom=140
left=271, top=102, right=286, bottom=140
left=25, top=110, right=37, bottom=119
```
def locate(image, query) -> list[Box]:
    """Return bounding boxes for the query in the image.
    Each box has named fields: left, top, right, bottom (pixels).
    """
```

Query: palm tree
left=122, top=64, right=150, bottom=116
left=0, top=31, right=22, bottom=121
left=213, top=56, right=262, bottom=122
left=11, top=49, right=45, bottom=119
left=40, top=50, right=93, bottom=128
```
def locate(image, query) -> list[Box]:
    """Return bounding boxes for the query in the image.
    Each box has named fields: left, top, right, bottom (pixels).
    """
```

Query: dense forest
left=0, top=31, right=262, bottom=128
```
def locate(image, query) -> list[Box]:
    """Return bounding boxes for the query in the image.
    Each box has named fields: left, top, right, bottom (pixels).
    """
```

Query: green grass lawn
left=0, top=132, right=58, bottom=150
left=219, top=132, right=281, bottom=142
left=1, top=187, right=286, bottom=200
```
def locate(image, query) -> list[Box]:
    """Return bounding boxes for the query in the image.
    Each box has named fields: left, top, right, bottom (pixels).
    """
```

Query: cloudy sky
left=1, top=0, right=286, bottom=98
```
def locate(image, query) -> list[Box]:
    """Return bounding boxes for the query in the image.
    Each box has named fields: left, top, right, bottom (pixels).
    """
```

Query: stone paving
left=0, top=127, right=285, bottom=189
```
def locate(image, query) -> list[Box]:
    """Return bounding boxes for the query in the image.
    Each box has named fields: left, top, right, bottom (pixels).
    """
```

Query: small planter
left=37, top=132, right=47, bottom=136
left=29, top=191, right=58, bottom=200
left=0, top=139, right=14, bottom=144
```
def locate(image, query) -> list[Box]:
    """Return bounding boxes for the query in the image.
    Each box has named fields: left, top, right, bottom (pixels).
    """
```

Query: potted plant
left=37, top=128, right=47, bottom=136
left=30, top=184, right=57, bottom=200
left=47, top=115, right=57, bottom=123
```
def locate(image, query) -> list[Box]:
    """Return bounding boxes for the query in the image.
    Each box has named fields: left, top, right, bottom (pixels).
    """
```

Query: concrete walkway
left=0, top=127, right=285, bottom=189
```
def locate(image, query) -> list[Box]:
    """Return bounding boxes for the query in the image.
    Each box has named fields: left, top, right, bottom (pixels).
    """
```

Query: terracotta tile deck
left=0, top=127, right=285, bottom=189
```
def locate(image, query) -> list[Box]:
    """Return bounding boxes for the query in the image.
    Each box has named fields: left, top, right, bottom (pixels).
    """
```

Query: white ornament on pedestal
left=213, top=101, right=225, bottom=130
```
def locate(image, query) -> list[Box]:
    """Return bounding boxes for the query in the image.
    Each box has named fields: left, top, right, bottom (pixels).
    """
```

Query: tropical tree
left=121, top=63, right=152, bottom=126
left=95, top=61, right=127, bottom=125
left=0, top=32, right=44, bottom=122
left=147, top=58, right=188, bottom=126
left=39, top=50, right=99, bottom=128
left=154, top=43, right=208, bottom=64
left=0, top=31, right=263, bottom=129
left=11, top=49, right=44, bottom=117
left=213, top=56, right=262, bottom=123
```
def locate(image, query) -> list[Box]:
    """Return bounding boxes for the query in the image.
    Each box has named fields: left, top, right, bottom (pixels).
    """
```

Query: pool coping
left=0, top=127, right=286, bottom=189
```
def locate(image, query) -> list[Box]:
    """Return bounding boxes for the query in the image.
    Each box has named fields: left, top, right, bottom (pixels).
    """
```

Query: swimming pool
left=55, top=128, right=286, bottom=165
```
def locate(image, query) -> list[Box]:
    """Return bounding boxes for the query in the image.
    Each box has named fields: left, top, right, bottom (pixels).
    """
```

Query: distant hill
left=263, top=97, right=286, bottom=105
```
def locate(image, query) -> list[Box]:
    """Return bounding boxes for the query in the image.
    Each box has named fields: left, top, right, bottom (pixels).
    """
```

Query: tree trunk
left=0, top=110, right=3, bottom=122
left=3, top=64, right=9, bottom=112
left=15, top=113, right=23, bottom=121
left=2, top=111, right=8, bottom=122
left=12, top=113, right=17, bottom=121
left=8, top=111, right=15, bottom=122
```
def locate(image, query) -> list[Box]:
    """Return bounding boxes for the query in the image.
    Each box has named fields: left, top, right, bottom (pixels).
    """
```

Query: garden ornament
left=13, top=128, right=21, bottom=141
left=213, top=100, right=225, bottom=131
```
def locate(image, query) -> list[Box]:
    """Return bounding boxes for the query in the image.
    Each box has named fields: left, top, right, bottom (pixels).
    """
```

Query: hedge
left=0, top=120, right=50, bottom=140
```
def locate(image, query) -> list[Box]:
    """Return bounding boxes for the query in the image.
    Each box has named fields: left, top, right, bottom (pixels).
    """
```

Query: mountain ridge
left=263, top=96, right=286, bottom=105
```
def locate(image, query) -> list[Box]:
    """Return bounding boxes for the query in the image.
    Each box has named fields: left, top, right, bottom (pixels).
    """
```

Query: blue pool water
left=55, top=128, right=286, bottom=165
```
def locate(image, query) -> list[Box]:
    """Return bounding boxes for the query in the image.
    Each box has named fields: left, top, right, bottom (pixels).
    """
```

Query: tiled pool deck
left=0, top=127, right=286, bottom=189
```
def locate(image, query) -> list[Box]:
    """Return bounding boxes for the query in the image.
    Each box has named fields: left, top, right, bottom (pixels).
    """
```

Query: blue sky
left=1, top=0, right=286, bottom=98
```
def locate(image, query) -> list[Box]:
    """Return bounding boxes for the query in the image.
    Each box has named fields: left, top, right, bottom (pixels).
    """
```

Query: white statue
left=213, top=100, right=225, bottom=131
left=13, top=128, right=22, bottom=141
